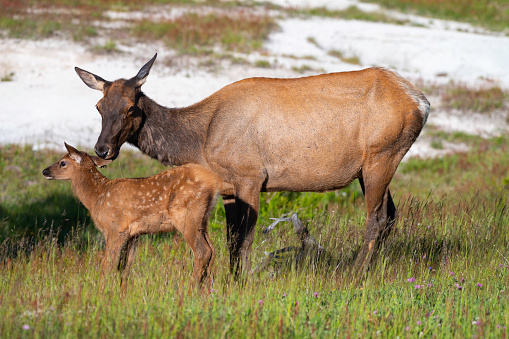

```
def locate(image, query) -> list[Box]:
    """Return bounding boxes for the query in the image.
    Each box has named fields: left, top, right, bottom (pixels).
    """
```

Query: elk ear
left=90, top=156, right=113, bottom=168
left=64, top=142, right=83, bottom=164
left=134, top=53, right=157, bottom=87
left=75, top=67, right=107, bottom=92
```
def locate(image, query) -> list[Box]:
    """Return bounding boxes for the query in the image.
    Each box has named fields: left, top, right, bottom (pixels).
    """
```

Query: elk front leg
left=231, top=184, right=261, bottom=278
left=99, top=233, right=128, bottom=287
left=223, top=194, right=239, bottom=274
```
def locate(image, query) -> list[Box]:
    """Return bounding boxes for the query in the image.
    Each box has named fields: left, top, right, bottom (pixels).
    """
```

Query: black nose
left=95, top=145, right=110, bottom=159
left=42, top=168, right=49, bottom=176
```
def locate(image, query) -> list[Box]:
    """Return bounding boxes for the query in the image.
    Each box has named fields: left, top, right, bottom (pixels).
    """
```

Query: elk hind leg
left=354, top=168, right=394, bottom=275
left=184, top=224, right=214, bottom=287
left=359, top=177, right=396, bottom=242
left=119, top=236, right=139, bottom=293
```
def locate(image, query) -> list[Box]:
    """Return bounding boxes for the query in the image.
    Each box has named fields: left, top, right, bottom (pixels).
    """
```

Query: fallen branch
left=254, top=213, right=335, bottom=274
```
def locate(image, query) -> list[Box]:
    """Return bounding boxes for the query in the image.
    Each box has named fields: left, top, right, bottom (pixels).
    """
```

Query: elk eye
left=60, top=161, right=66, bottom=167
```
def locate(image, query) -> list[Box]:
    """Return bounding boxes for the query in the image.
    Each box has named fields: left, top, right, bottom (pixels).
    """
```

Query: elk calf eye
left=60, top=161, right=66, bottom=167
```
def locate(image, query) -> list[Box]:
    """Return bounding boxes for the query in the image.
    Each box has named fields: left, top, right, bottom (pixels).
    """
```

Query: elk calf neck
left=42, top=143, right=221, bottom=288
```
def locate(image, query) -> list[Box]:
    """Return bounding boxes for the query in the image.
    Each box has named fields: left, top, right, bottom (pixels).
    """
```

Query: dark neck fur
left=129, top=93, right=211, bottom=166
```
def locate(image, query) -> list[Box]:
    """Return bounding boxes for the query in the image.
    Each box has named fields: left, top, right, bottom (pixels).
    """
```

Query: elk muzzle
left=42, top=167, right=52, bottom=179
left=95, top=143, right=118, bottom=160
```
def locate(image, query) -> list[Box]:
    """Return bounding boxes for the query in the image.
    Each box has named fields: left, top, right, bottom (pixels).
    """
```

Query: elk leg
left=354, top=167, right=393, bottom=275
left=99, top=234, right=128, bottom=289
left=233, top=185, right=261, bottom=277
left=358, top=177, right=396, bottom=242
left=223, top=195, right=240, bottom=274
left=184, top=225, right=214, bottom=287
left=120, top=236, right=139, bottom=292
left=380, top=189, right=396, bottom=242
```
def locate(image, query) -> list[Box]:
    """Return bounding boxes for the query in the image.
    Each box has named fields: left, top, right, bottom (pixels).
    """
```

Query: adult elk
left=75, top=54, right=430, bottom=275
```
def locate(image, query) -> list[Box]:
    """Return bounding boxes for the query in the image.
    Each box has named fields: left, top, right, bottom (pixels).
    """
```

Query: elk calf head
left=42, top=143, right=112, bottom=180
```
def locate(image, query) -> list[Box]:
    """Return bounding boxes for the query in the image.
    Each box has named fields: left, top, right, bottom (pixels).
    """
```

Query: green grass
left=1, top=133, right=509, bottom=337
left=364, top=0, right=509, bottom=32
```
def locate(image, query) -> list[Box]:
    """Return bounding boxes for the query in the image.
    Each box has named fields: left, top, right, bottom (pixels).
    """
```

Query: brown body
left=43, top=143, right=221, bottom=288
left=75, top=55, right=430, bottom=275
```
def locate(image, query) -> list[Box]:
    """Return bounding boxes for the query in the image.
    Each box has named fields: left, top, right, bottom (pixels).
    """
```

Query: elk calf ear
left=75, top=67, right=107, bottom=92
left=91, top=156, right=113, bottom=168
left=64, top=142, right=83, bottom=164
left=134, top=53, right=157, bottom=87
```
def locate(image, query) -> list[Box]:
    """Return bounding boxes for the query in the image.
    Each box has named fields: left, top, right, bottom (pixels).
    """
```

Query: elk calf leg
left=120, top=236, right=139, bottom=293
left=99, top=235, right=128, bottom=289
left=188, top=231, right=214, bottom=286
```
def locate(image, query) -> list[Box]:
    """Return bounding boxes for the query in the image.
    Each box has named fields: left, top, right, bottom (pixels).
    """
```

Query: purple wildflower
left=283, top=292, right=287, bottom=298
left=23, top=325, right=30, bottom=330
left=258, top=299, right=263, bottom=305
left=476, top=283, right=482, bottom=288
left=373, top=310, right=377, bottom=314
left=405, top=327, right=410, bottom=331
left=427, top=282, right=434, bottom=287
left=460, top=277, right=465, bottom=283
left=449, top=271, right=455, bottom=276
left=414, top=285, right=422, bottom=289
left=407, top=277, right=416, bottom=282
left=313, top=292, right=318, bottom=298
left=417, top=321, right=422, bottom=325
left=454, top=284, right=463, bottom=290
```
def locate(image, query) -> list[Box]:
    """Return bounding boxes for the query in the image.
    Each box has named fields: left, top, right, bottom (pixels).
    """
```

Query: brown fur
left=42, top=143, right=221, bottom=289
left=75, top=55, right=430, bottom=275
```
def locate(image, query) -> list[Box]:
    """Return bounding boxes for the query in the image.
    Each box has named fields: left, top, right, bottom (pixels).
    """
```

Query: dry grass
left=441, top=82, right=508, bottom=113
left=131, top=12, right=277, bottom=54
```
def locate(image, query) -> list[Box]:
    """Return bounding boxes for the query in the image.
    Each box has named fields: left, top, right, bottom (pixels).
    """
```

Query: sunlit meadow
left=1, top=0, right=509, bottom=337
left=1, top=131, right=509, bottom=337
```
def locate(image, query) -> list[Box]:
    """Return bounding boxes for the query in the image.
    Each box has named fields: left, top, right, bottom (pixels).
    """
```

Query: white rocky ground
left=1, top=0, right=508, bottom=159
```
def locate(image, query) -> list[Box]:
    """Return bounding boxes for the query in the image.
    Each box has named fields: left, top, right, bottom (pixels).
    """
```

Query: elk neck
left=70, top=164, right=109, bottom=212
left=130, top=93, right=213, bottom=167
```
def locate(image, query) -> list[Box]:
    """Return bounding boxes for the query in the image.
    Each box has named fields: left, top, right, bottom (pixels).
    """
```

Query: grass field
left=2, top=0, right=509, bottom=337
left=1, top=131, right=509, bottom=337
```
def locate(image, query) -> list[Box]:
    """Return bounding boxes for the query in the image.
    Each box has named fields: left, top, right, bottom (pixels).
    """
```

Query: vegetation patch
left=131, top=12, right=277, bottom=54
left=294, top=5, right=408, bottom=25
left=364, top=0, right=509, bottom=32
left=441, top=82, right=508, bottom=113
left=0, top=0, right=278, bottom=55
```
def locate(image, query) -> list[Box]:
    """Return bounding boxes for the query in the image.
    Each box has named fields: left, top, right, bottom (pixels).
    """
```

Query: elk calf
left=42, top=143, right=221, bottom=289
